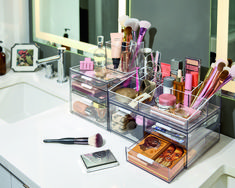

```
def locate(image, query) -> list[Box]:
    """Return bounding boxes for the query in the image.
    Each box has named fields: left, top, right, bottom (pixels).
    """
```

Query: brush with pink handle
left=201, top=62, right=228, bottom=99
left=192, top=59, right=227, bottom=109
left=130, top=20, right=151, bottom=71
left=207, top=67, right=230, bottom=98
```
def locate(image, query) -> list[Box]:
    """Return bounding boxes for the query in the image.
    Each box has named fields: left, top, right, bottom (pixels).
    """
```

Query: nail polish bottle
left=184, top=73, right=192, bottom=107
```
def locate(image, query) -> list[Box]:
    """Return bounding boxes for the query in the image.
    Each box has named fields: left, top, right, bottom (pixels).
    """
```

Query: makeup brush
left=43, top=133, right=103, bottom=148
left=207, top=67, right=230, bottom=98
left=130, top=20, right=151, bottom=69
left=227, top=58, right=233, bottom=68
left=216, top=65, right=235, bottom=91
left=203, top=60, right=227, bottom=96
left=118, top=15, right=129, bottom=32
left=192, top=59, right=227, bottom=109
left=124, top=18, right=139, bottom=42
left=190, top=63, right=215, bottom=107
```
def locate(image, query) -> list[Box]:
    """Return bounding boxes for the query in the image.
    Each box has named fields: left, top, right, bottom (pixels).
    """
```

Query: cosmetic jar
left=157, top=93, right=176, bottom=110
left=163, top=76, right=175, bottom=94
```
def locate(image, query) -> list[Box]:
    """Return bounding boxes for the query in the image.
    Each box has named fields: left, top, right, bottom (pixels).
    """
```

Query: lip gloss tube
left=184, top=73, right=192, bottom=107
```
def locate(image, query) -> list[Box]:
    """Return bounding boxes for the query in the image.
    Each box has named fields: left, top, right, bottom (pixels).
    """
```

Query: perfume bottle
left=173, top=70, right=185, bottom=104
left=93, top=36, right=106, bottom=78
left=0, top=41, right=6, bottom=76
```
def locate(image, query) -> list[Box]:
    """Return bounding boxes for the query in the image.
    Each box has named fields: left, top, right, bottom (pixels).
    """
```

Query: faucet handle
left=45, top=63, right=55, bottom=78
left=57, top=47, right=66, bottom=54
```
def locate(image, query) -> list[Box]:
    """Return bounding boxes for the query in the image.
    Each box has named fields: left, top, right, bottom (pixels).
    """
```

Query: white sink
left=200, top=165, right=235, bottom=188
left=0, top=83, right=65, bottom=123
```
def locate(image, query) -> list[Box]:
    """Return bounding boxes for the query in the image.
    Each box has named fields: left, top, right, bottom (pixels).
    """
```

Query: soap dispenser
left=62, top=28, right=71, bottom=51
left=0, top=41, right=6, bottom=75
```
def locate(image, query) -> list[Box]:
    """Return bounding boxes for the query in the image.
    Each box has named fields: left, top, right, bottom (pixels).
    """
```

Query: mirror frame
left=216, top=0, right=229, bottom=60
left=33, top=0, right=128, bottom=53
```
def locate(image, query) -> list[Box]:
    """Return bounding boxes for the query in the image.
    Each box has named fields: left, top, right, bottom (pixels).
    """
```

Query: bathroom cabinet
left=0, top=164, right=27, bottom=188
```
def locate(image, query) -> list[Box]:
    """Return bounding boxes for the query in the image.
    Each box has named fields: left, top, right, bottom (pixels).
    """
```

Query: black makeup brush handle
left=43, top=137, right=89, bottom=145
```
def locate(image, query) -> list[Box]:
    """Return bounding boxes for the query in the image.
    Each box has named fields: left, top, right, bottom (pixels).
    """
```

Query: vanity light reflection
left=33, top=0, right=128, bottom=54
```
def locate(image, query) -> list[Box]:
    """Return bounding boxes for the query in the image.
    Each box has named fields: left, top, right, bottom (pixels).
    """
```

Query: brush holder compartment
left=105, top=41, right=144, bottom=72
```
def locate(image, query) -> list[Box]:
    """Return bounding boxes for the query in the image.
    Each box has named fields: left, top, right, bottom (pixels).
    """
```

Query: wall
left=130, top=0, right=235, bottom=138
left=0, top=0, right=30, bottom=69
left=131, top=0, right=211, bottom=78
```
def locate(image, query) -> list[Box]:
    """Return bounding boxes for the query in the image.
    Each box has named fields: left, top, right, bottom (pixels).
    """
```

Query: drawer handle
left=81, top=83, right=93, bottom=90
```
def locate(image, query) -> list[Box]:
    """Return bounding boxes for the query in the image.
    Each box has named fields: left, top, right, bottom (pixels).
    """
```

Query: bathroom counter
left=0, top=70, right=234, bottom=188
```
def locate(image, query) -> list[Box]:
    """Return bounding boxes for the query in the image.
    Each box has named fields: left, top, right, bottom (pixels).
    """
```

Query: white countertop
left=0, top=70, right=234, bottom=188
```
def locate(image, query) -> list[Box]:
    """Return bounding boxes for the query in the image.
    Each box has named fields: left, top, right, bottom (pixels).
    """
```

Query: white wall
left=0, top=0, right=29, bottom=68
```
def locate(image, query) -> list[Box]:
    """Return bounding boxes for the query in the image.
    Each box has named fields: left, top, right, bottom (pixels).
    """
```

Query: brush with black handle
left=43, top=133, right=103, bottom=147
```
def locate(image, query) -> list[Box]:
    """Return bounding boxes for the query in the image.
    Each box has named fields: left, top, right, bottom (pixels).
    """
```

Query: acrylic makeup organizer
left=69, top=41, right=144, bottom=129
left=108, top=75, right=221, bottom=183
left=69, top=66, right=137, bottom=129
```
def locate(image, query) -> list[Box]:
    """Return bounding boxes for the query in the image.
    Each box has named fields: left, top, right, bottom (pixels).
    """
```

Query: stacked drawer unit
left=109, top=76, right=221, bottom=182
left=70, top=65, right=135, bottom=129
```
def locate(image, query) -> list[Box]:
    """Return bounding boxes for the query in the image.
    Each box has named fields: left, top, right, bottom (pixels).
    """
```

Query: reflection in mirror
left=228, top=0, right=235, bottom=62
left=33, top=0, right=128, bottom=54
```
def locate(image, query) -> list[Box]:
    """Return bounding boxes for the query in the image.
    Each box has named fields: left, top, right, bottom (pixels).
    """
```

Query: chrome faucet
left=36, top=47, right=67, bottom=83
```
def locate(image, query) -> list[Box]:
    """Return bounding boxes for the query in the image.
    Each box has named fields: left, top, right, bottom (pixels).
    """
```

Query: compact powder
left=158, top=94, right=176, bottom=109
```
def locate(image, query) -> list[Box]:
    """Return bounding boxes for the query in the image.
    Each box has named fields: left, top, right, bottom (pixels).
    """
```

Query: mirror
left=228, top=0, right=235, bottom=61
left=33, top=0, right=128, bottom=53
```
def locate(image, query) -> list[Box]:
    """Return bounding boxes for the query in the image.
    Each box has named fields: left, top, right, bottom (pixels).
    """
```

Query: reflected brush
left=43, top=133, right=103, bottom=147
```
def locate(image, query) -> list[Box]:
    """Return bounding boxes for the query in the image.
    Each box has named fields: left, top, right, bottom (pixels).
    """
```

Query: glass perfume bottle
left=93, top=36, right=106, bottom=78
left=173, top=70, right=185, bottom=104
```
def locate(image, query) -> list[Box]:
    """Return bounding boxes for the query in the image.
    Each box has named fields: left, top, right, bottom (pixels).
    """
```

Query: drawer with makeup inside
left=143, top=107, right=220, bottom=167
left=71, top=78, right=108, bottom=105
left=71, top=92, right=108, bottom=129
left=70, top=66, right=134, bottom=91
left=126, top=133, right=187, bottom=183
left=109, top=104, right=145, bottom=142
left=126, top=108, right=220, bottom=183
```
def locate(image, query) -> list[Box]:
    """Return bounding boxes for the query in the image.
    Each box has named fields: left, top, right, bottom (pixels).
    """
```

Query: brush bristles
left=217, top=61, right=226, bottom=72
left=220, top=69, right=229, bottom=78
left=88, top=133, right=103, bottom=147
left=230, top=65, right=235, bottom=78
left=118, top=15, right=129, bottom=27
left=139, top=20, right=151, bottom=29
left=211, top=63, right=216, bottom=69
left=215, top=58, right=228, bottom=67
left=124, top=18, right=139, bottom=31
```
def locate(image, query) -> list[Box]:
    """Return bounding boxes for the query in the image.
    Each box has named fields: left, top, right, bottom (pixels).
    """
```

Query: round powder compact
left=158, top=93, right=176, bottom=110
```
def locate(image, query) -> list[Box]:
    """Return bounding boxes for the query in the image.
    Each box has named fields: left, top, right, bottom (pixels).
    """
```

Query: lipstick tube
left=184, top=73, right=192, bottom=107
